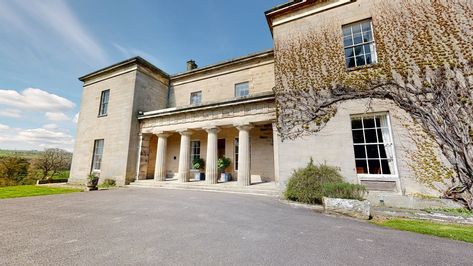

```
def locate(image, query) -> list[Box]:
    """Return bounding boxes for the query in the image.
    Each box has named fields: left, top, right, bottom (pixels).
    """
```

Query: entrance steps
left=128, top=179, right=280, bottom=197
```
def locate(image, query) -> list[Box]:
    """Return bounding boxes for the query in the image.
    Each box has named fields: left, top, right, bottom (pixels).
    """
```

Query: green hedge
left=284, top=159, right=366, bottom=204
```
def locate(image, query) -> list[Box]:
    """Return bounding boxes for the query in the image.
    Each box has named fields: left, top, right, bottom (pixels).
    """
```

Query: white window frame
left=98, top=89, right=109, bottom=116
left=190, top=140, right=201, bottom=167
left=234, top=82, right=249, bottom=97
left=190, top=91, right=202, bottom=105
left=234, top=138, right=239, bottom=171
left=91, top=139, right=104, bottom=171
left=342, top=19, right=378, bottom=69
left=350, top=112, right=399, bottom=180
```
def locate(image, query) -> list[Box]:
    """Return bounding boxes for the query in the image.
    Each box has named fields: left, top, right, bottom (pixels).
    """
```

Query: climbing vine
left=274, top=0, right=473, bottom=208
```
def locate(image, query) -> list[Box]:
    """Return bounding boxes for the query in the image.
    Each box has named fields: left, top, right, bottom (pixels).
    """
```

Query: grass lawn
left=372, top=219, right=473, bottom=243
left=0, top=185, right=82, bottom=199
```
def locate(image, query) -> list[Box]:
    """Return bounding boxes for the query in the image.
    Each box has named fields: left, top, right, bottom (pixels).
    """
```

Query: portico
left=135, top=92, right=277, bottom=186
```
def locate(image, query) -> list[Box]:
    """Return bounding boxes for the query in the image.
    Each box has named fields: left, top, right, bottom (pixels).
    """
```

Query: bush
left=321, top=182, right=366, bottom=201
left=284, top=158, right=366, bottom=204
left=101, top=179, right=116, bottom=188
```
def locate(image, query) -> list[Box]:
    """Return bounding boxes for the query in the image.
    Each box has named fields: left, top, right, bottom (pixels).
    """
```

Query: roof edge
left=78, top=56, right=170, bottom=82
left=171, top=49, right=274, bottom=80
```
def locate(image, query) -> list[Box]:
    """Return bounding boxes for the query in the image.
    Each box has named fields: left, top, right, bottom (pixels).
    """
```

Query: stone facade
left=70, top=0, right=453, bottom=206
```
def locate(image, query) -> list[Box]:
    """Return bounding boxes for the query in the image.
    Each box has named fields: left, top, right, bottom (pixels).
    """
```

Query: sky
left=0, top=0, right=282, bottom=151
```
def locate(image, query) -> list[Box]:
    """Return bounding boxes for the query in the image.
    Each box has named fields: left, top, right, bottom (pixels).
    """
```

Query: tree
left=30, top=149, right=72, bottom=181
left=0, top=156, right=30, bottom=184
left=274, top=0, right=473, bottom=208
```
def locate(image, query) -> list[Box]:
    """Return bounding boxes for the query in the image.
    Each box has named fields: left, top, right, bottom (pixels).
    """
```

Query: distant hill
left=0, top=150, right=43, bottom=160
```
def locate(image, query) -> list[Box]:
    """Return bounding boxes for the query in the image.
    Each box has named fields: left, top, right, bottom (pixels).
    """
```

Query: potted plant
left=217, top=157, right=231, bottom=182
left=86, top=173, right=99, bottom=191
left=192, top=157, right=205, bottom=181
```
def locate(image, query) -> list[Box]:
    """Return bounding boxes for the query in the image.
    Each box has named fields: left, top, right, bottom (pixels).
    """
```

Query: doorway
left=218, top=139, right=225, bottom=158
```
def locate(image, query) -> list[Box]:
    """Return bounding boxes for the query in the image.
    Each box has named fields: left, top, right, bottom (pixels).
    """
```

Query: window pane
left=366, top=144, right=379, bottom=158
left=356, top=55, right=366, bottom=67
left=351, top=118, right=363, bottom=129
left=365, top=53, right=372, bottom=65
left=343, top=36, right=353, bottom=47
left=361, top=21, right=371, bottom=32
left=365, top=129, right=377, bottom=143
left=342, top=27, right=352, bottom=37
left=353, top=33, right=363, bottom=45
left=381, top=160, right=392, bottom=175
left=363, top=117, right=375, bottom=128
left=368, top=160, right=381, bottom=174
left=356, top=160, right=368, bottom=174
left=377, top=129, right=384, bottom=142
left=352, top=24, right=362, bottom=34
left=379, top=145, right=387, bottom=158
left=362, top=31, right=372, bottom=42
left=354, top=45, right=363, bottom=56
left=235, top=82, right=249, bottom=97
left=352, top=130, right=364, bottom=143
left=354, top=145, right=366, bottom=158
left=344, top=48, right=354, bottom=58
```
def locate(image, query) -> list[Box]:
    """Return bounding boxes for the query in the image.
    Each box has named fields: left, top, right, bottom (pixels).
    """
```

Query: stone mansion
left=70, top=0, right=458, bottom=205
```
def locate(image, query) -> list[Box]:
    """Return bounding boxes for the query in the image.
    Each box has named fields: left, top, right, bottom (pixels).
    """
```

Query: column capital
left=177, top=129, right=193, bottom=136
left=153, top=131, right=171, bottom=138
left=235, top=123, right=254, bottom=131
left=203, top=126, right=220, bottom=134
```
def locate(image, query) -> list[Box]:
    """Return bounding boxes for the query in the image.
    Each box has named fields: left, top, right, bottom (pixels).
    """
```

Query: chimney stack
left=186, top=60, right=198, bottom=71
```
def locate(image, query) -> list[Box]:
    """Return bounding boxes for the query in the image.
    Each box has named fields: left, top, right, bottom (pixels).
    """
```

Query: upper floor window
left=98, top=89, right=110, bottom=116
left=342, top=19, right=377, bottom=69
left=351, top=113, right=396, bottom=177
left=190, top=91, right=202, bottom=105
left=235, top=82, right=249, bottom=97
left=92, top=139, right=104, bottom=171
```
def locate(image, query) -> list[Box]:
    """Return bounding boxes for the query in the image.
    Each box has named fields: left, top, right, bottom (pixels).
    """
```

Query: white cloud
left=0, top=88, right=75, bottom=112
left=0, top=108, right=21, bottom=118
left=42, top=124, right=59, bottom=130
left=0, top=0, right=108, bottom=65
left=45, top=112, right=69, bottom=121
left=0, top=124, right=10, bottom=131
left=0, top=127, right=74, bottom=151
left=73, top=112, right=79, bottom=124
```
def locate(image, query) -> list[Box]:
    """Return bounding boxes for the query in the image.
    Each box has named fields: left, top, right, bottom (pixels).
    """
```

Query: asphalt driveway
left=0, top=188, right=472, bottom=265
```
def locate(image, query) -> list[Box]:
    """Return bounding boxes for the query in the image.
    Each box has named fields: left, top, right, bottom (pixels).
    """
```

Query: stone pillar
left=177, top=130, right=192, bottom=183
left=237, top=124, right=253, bottom=186
left=135, top=133, right=144, bottom=181
left=205, top=127, right=220, bottom=184
left=154, top=133, right=170, bottom=181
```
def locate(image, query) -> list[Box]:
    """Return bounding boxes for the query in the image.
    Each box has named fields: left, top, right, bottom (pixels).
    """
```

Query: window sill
left=97, top=114, right=108, bottom=118
left=357, top=175, right=399, bottom=182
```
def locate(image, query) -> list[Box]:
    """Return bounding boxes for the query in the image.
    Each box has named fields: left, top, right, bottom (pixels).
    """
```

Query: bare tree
left=274, top=0, right=473, bottom=208
left=31, top=149, right=72, bottom=181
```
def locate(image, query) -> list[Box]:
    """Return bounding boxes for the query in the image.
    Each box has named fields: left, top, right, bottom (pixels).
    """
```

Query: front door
left=217, top=139, right=225, bottom=158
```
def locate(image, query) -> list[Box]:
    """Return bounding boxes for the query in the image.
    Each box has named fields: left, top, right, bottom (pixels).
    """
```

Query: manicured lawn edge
left=0, top=185, right=83, bottom=199
left=371, top=218, right=473, bottom=243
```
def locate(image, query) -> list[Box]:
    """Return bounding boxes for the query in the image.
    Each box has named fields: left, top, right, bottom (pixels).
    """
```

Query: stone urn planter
left=192, top=158, right=205, bottom=181
left=323, top=197, right=371, bottom=220
left=217, top=157, right=231, bottom=182
left=86, top=174, right=99, bottom=191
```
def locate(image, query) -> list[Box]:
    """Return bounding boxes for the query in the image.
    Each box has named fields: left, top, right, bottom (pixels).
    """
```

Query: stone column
left=205, top=127, right=220, bottom=184
left=237, top=124, right=253, bottom=186
left=135, top=133, right=144, bottom=181
left=154, top=133, right=170, bottom=181
left=177, top=130, right=192, bottom=183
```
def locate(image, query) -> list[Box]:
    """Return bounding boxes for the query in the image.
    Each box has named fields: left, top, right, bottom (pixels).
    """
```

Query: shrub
left=217, top=157, right=231, bottom=172
left=321, top=182, right=366, bottom=201
left=192, top=158, right=205, bottom=170
left=101, top=179, right=116, bottom=188
left=284, top=158, right=366, bottom=204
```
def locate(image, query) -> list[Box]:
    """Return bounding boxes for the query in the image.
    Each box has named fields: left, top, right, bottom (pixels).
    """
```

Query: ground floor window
left=92, top=139, right=104, bottom=171
left=234, top=138, right=239, bottom=170
left=351, top=113, right=396, bottom=176
left=191, top=140, right=200, bottom=165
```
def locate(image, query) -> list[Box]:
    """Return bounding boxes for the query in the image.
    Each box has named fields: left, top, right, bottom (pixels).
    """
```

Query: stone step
left=128, top=180, right=280, bottom=197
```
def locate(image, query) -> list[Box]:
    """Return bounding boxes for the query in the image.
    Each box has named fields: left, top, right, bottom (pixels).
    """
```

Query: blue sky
left=0, top=0, right=282, bottom=151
